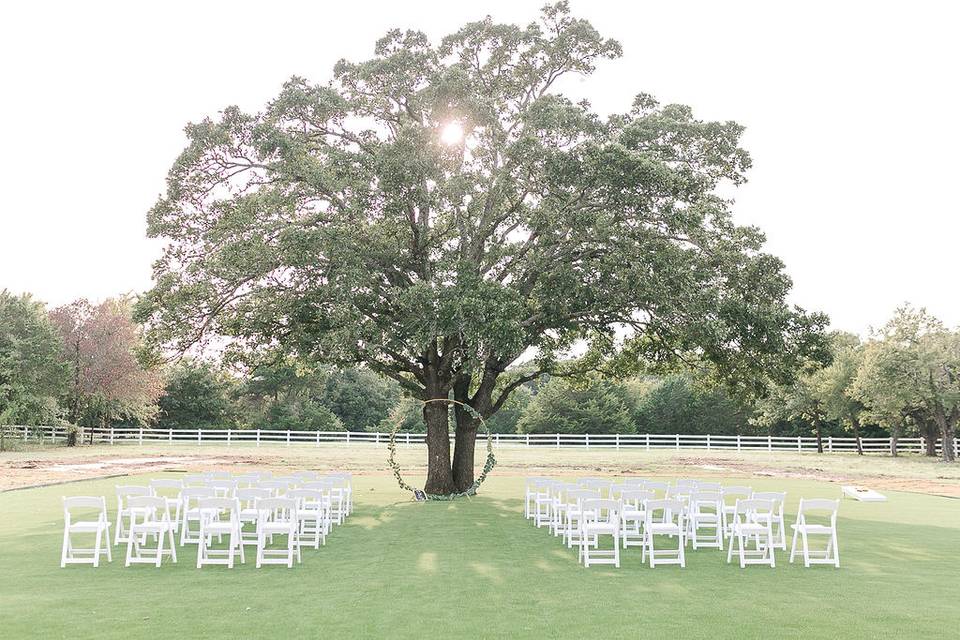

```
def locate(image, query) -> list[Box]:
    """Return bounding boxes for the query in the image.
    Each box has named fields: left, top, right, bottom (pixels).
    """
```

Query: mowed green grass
left=1, top=473, right=958, bottom=639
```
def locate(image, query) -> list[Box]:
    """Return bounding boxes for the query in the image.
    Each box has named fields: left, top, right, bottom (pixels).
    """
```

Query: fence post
left=139, top=427, right=143, bottom=446
left=616, top=433, right=620, bottom=450
left=737, top=434, right=741, bottom=452
left=197, top=429, right=202, bottom=445
left=256, top=429, right=261, bottom=447
left=797, top=435, right=802, bottom=452
left=675, top=434, right=680, bottom=451
left=768, top=435, right=772, bottom=452
left=406, top=432, right=411, bottom=445
left=645, top=433, right=650, bottom=451
left=828, top=436, right=833, bottom=453
left=168, top=428, right=172, bottom=443
left=706, top=434, right=711, bottom=450
left=316, top=431, right=321, bottom=447
left=526, top=433, right=530, bottom=446
left=495, top=433, right=500, bottom=446
left=286, top=430, right=291, bottom=446
left=375, top=432, right=380, bottom=445
left=346, top=431, right=351, bottom=445
left=24, top=425, right=28, bottom=441
left=227, top=429, right=231, bottom=446
left=585, top=433, right=590, bottom=450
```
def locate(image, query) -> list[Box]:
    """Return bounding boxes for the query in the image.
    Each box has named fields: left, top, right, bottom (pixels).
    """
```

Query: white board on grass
left=842, top=485, right=887, bottom=502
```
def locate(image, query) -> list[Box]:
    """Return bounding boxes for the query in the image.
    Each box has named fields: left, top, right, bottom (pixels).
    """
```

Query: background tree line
left=1, top=289, right=957, bottom=460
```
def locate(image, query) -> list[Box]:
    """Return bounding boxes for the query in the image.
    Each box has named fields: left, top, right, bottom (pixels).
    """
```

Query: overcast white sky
left=1, top=0, right=957, bottom=335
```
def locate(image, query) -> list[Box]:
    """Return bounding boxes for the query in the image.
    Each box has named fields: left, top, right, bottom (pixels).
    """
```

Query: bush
left=517, top=378, right=634, bottom=434
left=65, top=424, right=83, bottom=447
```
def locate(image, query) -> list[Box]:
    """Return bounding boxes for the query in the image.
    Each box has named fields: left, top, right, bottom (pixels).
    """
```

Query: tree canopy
left=137, top=2, right=827, bottom=493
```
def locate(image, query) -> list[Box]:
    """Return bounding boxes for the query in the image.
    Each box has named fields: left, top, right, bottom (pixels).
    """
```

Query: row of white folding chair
left=61, top=497, right=113, bottom=567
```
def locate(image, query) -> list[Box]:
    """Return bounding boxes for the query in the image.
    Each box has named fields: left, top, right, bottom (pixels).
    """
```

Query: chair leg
left=168, top=528, right=177, bottom=563
left=790, top=527, right=799, bottom=563
left=726, top=532, right=734, bottom=564
left=60, top=527, right=69, bottom=568
left=739, top=533, right=746, bottom=569
left=125, top=533, right=134, bottom=567
left=832, top=530, right=840, bottom=568
left=802, top=531, right=810, bottom=567
left=156, top=528, right=165, bottom=568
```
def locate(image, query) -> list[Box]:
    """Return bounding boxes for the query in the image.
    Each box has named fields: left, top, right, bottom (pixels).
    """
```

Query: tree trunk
left=813, top=417, right=824, bottom=454
left=920, top=420, right=937, bottom=456
left=851, top=414, right=863, bottom=455
left=889, top=423, right=900, bottom=457
left=451, top=375, right=479, bottom=493
left=940, top=416, right=956, bottom=463
left=452, top=410, right=479, bottom=493
left=422, top=396, right=455, bottom=495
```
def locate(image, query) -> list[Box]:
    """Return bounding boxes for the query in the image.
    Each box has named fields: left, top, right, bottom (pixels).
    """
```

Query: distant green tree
left=0, top=291, right=70, bottom=449
left=157, top=361, right=240, bottom=429
left=264, top=399, right=344, bottom=431
left=630, top=374, right=750, bottom=436
left=484, top=385, right=532, bottom=433
left=517, top=377, right=633, bottom=434
left=320, top=367, right=401, bottom=431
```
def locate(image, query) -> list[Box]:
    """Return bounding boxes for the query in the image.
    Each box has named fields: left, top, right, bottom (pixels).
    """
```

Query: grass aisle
left=1, top=474, right=958, bottom=639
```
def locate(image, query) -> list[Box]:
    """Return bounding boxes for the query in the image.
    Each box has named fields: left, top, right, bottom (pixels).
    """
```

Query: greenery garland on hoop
left=387, top=398, right=497, bottom=501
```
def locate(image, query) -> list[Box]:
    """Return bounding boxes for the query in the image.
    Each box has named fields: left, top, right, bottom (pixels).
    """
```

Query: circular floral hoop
left=387, top=398, right=497, bottom=501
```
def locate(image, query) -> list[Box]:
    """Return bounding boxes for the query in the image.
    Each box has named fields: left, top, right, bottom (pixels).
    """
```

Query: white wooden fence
left=3, top=425, right=956, bottom=455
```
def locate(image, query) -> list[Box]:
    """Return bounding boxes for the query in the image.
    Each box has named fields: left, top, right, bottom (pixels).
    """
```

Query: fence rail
left=1, top=425, right=956, bottom=456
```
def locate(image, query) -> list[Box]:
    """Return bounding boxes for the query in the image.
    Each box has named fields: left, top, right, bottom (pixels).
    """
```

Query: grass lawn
left=1, top=469, right=959, bottom=639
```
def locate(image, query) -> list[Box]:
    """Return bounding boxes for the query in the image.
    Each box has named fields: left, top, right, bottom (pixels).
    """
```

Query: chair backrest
left=690, top=491, right=722, bottom=513
left=645, top=499, right=684, bottom=524
left=149, top=479, right=183, bottom=494
left=257, top=497, right=297, bottom=523
left=579, top=479, right=612, bottom=492
left=204, top=471, right=232, bottom=480
left=255, top=471, right=274, bottom=481
left=294, top=470, right=320, bottom=482
left=207, top=479, right=238, bottom=497
left=752, top=491, right=786, bottom=514
left=181, top=487, right=216, bottom=509
left=582, top=499, right=619, bottom=524
left=126, top=495, right=171, bottom=523
left=643, top=480, right=670, bottom=496
left=667, top=484, right=694, bottom=499
left=63, top=496, right=108, bottom=522
left=117, top=485, right=152, bottom=499
left=675, top=478, right=699, bottom=489
left=287, top=489, right=325, bottom=508
left=183, top=474, right=208, bottom=486
left=197, top=497, right=240, bottom=521
left=796, top=498, right=839, bottom=526
left=722, top=486, right=752, bottom=504
left=237, top=487, right=272, bottom=508
left=525, top=476, right=550, bottom=491
left=621, top=477, right=647, bottom=487
left=608, top=483, right=633, bottom=499
left=620, top=489, right=654, bottom=509
left=735, top=498, right=774, bottom=517
left=566, top=489, right=600, bottom=507
left=576, top=476, right=603, bottom=485
left=257, top=480, right=290, bottom=496
left=232, top=474, right=259, bottom=488
left=696, top=481, right=722, bottom=493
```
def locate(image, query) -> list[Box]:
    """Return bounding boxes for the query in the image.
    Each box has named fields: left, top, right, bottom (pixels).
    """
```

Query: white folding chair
left=288, top=489, right=328, bottom=549
left=524, top=477, right=550, bottom=519
left=564, top=489, right=601, bottom=548
left=619, top=489, right=654, bottom=549
left=61, top=497, right=112, bottom=568
left=689, top=491, right=724, bottom=550
left=726, top=498, right=776, bottom=568
left=196, top=497, right=245, bottom=568
left=149, top=479, right=184, bottom=533
left=675, top=478, right=699, bottom=491
left=180, top=487, right=216, bottom=545
left=255, top=497, right=300, bottom=568
left=204, top=471, right=232, bottom=481
left=721, top=486, right=752, bottom=539
left=621, top=477, right=648, bottom=488
left=643, top=498, right=686, bottom=568
left=550, top=483, right=582, bottom=538
left=327, top=473, right=353, bottom=517
left=533, top=480, right=560, bottom=529
left=125, top=496, right=177, bottom=568
left=696, top=481, right=722, bottom=493
left=114, top=485, right=152, bottom=545
left=790, top=498, right=840, bottom=568
left=237, top=488, right=272, bottom=548
left=580, top=478, right=614, bottom=495
left=608, top=483, right=634, bottom=500
left=579, top=499, right=621, bottom=568
left=752, top=491, right=787, bottom=550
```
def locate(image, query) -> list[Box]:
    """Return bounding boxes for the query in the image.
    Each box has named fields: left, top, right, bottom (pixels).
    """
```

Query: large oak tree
left=138, top=3, right=827, bottom=494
